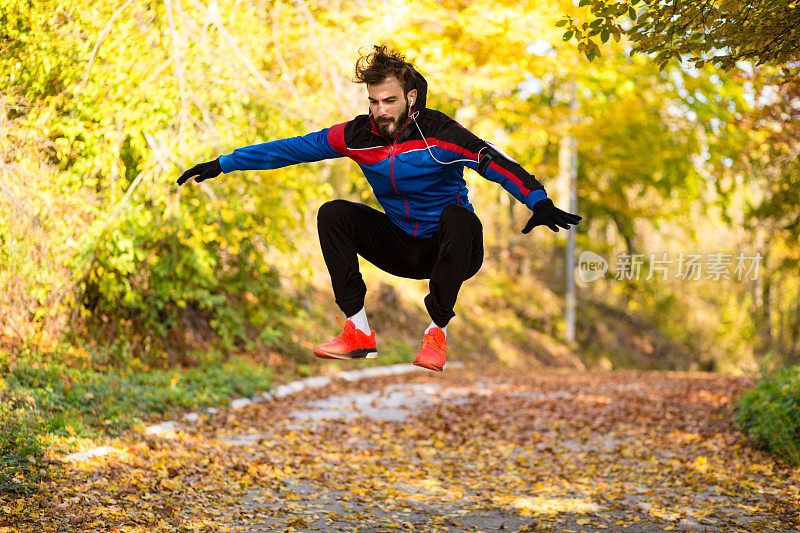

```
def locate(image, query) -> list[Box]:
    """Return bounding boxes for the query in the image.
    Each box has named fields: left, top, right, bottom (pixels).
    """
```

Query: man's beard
left=376, top=103, right=410, bottom=141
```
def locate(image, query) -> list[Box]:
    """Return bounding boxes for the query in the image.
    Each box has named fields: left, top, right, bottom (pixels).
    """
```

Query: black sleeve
left=436, top=117, right=548, bottom=209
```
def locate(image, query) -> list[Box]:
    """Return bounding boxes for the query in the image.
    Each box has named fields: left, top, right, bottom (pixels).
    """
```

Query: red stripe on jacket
left=433, top=139, right=531, bottom=195
left=329, top=127, right=531, bottom=196
left=328, top=122, right=349, bottom=156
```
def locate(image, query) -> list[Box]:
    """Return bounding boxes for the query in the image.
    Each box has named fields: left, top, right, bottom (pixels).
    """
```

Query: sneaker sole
left=314, top=349, right=377, bottom=360
left=413, top=360, right=443, bottom=372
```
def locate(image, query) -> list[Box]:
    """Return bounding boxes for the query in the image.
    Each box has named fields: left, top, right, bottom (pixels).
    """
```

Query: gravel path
left=14, top=365, right=799, bottom=533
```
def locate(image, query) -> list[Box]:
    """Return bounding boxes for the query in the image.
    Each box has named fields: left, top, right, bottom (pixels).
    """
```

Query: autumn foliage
left=1, top=0, right=799, bottom=501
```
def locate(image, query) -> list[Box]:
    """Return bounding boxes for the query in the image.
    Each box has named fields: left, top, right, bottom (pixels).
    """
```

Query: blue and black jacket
left=219, top=69, right=549, bottom=239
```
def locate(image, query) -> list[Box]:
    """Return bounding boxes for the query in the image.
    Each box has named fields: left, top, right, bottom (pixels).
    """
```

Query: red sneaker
left=314, top=317, right=377, bottom=360
left=413, top=327, right=447, bottom=372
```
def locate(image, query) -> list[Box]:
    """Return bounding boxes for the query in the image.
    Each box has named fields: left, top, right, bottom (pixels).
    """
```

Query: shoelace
left=335, top=316, right=359, bottom=342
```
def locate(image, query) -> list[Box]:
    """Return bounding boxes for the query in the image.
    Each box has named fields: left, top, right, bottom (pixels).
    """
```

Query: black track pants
left=317, top=200, right=484, bottom=328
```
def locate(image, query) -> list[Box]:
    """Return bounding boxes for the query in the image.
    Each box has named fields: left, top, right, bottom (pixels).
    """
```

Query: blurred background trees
left=1, top=0, right=796, bottom=374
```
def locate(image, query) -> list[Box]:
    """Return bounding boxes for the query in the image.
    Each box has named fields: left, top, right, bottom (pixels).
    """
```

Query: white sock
left=348, top=307, right=371, bottom=334
left=425, top=321, right=447, bottom=338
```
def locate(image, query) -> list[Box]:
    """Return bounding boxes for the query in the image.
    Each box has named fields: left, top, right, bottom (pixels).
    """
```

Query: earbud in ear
left=409, top=98, right=415, bottom=106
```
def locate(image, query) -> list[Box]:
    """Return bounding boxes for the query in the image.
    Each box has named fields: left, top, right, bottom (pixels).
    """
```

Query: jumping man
left=177, top=45, right=582, bottom=372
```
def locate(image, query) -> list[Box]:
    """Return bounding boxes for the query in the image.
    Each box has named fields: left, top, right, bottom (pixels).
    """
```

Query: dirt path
left=6, top=366, right=799, bottom=532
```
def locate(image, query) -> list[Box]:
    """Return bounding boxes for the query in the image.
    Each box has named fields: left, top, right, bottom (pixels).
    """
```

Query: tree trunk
left=788, top=287, right=800, bottom=364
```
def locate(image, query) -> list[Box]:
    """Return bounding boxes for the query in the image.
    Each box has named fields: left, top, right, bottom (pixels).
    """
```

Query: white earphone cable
left=410, top=110, right=485, bottom=166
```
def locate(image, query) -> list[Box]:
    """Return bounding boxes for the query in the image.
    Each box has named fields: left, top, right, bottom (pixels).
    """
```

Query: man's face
left=367, top=76, right=417, bottom=141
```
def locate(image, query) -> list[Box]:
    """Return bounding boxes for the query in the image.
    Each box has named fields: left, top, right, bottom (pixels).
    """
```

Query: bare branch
left=78, top=0, right=136, bottom=95
left=188, top=0, right=274, bottom=95
left=187, top=0, right=312, bottom=124
left=0, top=165, right=39, bottom=228
left=165, top=0, right=189, bottom=146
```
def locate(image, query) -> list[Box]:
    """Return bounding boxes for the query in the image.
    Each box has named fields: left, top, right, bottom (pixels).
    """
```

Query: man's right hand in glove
left=177, top=158, right=222, bottom=186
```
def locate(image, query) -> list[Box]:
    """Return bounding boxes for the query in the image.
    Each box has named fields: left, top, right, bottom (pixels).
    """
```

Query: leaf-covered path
left=6, top=366, right=799, bottom=532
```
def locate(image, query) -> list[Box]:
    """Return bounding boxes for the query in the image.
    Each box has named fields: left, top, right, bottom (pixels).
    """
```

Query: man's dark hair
left=354, top=45, right=416, bottom=94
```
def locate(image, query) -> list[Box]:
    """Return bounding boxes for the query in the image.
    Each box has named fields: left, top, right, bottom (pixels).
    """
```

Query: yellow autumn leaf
left=694, top=455, right=709, bottom=473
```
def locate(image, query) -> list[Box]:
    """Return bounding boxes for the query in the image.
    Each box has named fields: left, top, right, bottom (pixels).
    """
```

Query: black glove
left=177, top=158, right=222, bottom=186
left=522, top=198, right=582, bottom=233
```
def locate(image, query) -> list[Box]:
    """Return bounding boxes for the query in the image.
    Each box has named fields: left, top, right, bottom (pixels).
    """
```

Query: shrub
left=5, top=357, right=275, bottom=437
left=73, top=202, right=291, bottom=367
left=0, top=398, right=49, bottom=493
left=736, top=365, right=800, bottom=465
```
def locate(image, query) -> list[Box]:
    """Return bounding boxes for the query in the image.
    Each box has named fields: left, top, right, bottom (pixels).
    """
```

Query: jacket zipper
left=387, top=121, right=418, bottom=236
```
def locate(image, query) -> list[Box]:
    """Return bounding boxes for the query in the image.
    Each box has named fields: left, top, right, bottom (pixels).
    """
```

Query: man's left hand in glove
left=177, top=158, right=222, bottom=186
left=522, top=198, right=582, bottom=234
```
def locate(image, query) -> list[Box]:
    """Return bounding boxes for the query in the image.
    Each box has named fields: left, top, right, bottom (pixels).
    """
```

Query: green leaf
left=555, top=19, right=568, bottom=27
left=578, top=0, right=591, bottom=6
left=601, top=28, right=610, bottom=43
left=628, top=6, right=637, bottom=19
left=563, top=30, right=574, bottom=41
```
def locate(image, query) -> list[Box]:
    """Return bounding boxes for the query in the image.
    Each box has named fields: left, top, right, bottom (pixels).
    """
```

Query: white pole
left=565, top=78, right=578, bottom=343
